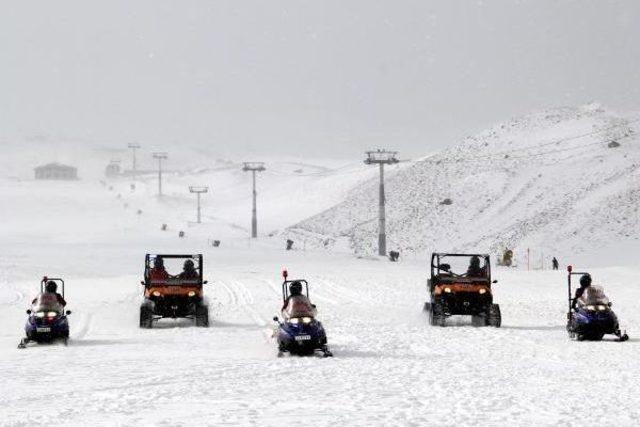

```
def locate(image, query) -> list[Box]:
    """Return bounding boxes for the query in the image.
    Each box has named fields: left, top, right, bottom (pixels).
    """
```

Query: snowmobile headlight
left=443, top=287, right=452, bottom=293
left=47, top=311, right=58, bottom=317
left=597, top=305, right=607, bottom=311
left=289, top=318, right=300, bottom=324
left=152, top=291, right=162, bottom=297
left=479, top=288, right=487, bottom=295
left=188, top=291, right=196, bottom=297
left=585, top=305, right=596, bottom=311
left=35, top=311, right=46, bottom=318
left=302, top=317, right=313, bottom=324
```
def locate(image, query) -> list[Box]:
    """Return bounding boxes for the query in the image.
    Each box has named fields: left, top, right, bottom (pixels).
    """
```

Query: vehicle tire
left=430, top=303, right=446, bottom=327
left=195, top=305, right=209, bottom=327
left=586, top=332, right=604, bottom=341
left=471, top=314, right=485, bottom=327
left=487, top=304, right=501, bottom=328
left=139, top=306, right=153, bottom=329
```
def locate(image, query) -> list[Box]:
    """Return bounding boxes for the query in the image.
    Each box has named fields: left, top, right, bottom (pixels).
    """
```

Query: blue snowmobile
left=272, top=271, right=332, bottom=357
left=18, top=278, right=71, bottom=349
left=566, top=266, right=628, bottom=342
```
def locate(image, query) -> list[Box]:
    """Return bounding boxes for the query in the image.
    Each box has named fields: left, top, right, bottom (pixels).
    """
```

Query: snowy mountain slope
left=0, top=136, right=385, bottom=239
left=102, top=158, right=387, bottom=235
left=288, top=105, right=640, bottom=263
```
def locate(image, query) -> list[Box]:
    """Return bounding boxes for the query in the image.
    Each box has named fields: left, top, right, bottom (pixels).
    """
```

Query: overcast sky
left=1, top=0, right=639, bottom=159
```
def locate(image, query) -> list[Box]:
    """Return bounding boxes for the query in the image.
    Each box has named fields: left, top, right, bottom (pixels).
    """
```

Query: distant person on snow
left=466, top=256, right=486, bottom=277
left=32, top=280, right=67, bottom=308
left=281, top=281, right=316, bottom=318
left=178, top=259, right=199, bottom=280
left=572, top=274, right=592, bottom=309
left=149, top=257, right=169, bottom=281
left=552, top=257, right=559, bottom=270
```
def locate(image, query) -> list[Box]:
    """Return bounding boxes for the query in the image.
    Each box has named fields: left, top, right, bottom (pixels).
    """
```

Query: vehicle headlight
left=479, top=288, right=487, bottom=295
left=152, top=291, right=162, bottom=297
left=444, top=287, right=452, bottom=293
left=585, top=305, right=596, bottom=311
left=188, top=291, right=196, bottom=297
left=47, top=311, right=58, bottom=317
left=302, top=317, right=312, bottom=324
left=35, top=312, right=46, bottom=318
left=597, top=305, right=607, bottom=311
left=289, top=318, right=300, bottom=324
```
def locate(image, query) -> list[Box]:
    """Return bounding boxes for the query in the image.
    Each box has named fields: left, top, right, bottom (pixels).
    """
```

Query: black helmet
left=289, top=281, right=303, bottom=296
left=154, top=257, right=164, bottom=268
left=470, top=256, right=480, bottom=267
left=184, top=259, right=195, bottom=270
left=580, top=274, right=592, bottom=288
left=45, top=280, right=57, bottom=293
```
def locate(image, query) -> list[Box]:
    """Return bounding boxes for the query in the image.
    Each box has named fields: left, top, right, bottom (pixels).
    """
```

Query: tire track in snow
left=232, top=280, right=267, bottom=327
left=218, top=278, right=277, bottom=344
left=313, top=275, right=374, bottom=305
left=0, top=267, right=24, bottom=306
left=73, top=312, right=93, bottom=340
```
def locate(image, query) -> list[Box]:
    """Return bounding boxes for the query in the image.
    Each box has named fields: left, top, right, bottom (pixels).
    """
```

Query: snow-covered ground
left=1, top=143, right=640, bottom=426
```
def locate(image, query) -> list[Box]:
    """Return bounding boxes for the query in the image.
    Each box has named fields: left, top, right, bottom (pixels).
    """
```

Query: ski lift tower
left=189, top=186, right=209, bottom=224
left=127, top=143, right=141, bottom=179
left=152, top=152, right=168, bottom=197
left=364, top=149, right=399, bottom=256
left=242, top=162, right=266, bottom=238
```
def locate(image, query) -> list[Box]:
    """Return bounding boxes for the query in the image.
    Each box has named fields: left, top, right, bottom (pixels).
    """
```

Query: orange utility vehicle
left=424, top=253, right=501, bottom=327
left=139, top=254, right=209, bottom=328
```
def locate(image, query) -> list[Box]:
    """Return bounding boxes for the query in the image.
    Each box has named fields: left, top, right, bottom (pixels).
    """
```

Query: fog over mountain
left=1, top=0, right=639, bottom=158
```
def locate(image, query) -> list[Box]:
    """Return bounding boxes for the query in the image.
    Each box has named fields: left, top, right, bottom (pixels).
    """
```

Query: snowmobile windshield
left=438, top=255, right=488, bottom=279
left=32, top=293, right=63, bottom=313
left=285, top=295, right=316, bottom=318
left=578, top=286, right=610, bottom=305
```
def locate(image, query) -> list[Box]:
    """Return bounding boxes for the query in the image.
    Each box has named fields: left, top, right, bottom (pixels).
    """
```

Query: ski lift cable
left=421, top=119, right=639, bottom=166
left=492, top=118, right=640, bottom=156
left=424, top=134, right=633, bottom=167
left=267, top=157, right=414, bottom=178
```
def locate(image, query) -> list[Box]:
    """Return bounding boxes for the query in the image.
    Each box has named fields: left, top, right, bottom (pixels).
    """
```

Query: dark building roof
left=34, top=162, right=77, bottom=172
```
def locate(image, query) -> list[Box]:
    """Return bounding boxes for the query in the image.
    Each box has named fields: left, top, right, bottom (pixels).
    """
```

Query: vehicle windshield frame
left=431, top=253, right=492, bottom=282
left=144, top=254, right=204, bottom=286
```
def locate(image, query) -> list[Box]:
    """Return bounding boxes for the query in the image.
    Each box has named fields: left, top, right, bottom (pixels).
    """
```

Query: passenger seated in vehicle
left=281, top=281, right=316, bottom=318
left=466, top=256, right=487, bottom=277
left=32, top=280, right=66, bottom=309
left=577, top=286, right=609, bottom=307
left=572, top=274, right=592, bottom=309
left=149, top=257, right=169, bottom=281
left=178, top=259, right=199, bottom=280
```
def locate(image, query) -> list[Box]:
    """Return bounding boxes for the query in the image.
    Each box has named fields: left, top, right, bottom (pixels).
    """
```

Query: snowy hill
left=288, top=104, right=640, bottom=264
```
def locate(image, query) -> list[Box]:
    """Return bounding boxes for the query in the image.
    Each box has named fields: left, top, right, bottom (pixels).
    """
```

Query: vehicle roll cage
left=566, top=265, right=590, bottom=315
left=144, top=254, right=204, bottom=286
left=280, top=270, right=309, bottom=302
left=41, top=277, right=65, bottom=298
left=430, top=253, right=492, bottom=282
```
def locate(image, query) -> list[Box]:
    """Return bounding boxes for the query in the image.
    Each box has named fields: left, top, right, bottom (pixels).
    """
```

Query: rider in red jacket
left=149, top=257, right=169, bottom=281
left=281, top=281, right=316, bottom=317
left=32, top=281, right=66, bottom=307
